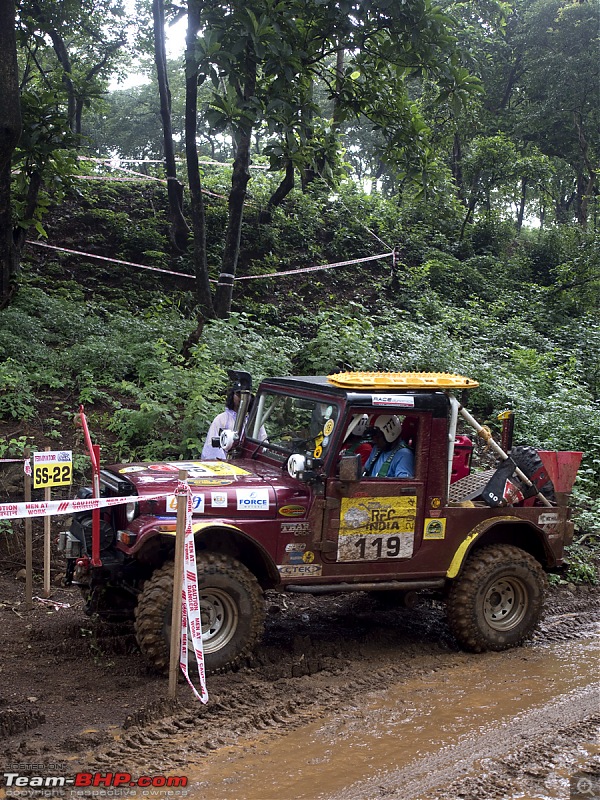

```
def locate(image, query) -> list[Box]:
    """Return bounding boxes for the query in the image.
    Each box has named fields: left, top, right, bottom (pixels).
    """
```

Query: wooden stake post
left=44, top=447, right=51, bottom=597
left=168, top=470, right=187, bottom=698
left=24, top=448, right=32, bottom=611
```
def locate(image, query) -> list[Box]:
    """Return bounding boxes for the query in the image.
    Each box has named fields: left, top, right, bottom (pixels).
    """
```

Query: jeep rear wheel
left=447, top=544, right=547, bottom=653
left=134, top=552, right=265, bottom=674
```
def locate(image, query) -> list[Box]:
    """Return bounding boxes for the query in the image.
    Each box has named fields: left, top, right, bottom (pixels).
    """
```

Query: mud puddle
left=188, top=635, right=599, bottom=800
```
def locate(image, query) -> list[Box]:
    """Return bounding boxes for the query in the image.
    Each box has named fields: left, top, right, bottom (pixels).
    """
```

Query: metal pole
left=168, top=470, right=187, bottom=698
left=459, top=405, right=552, bottom=507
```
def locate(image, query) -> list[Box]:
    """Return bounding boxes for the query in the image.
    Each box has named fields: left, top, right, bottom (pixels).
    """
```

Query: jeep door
left=319, top=409, right=429, bottom=577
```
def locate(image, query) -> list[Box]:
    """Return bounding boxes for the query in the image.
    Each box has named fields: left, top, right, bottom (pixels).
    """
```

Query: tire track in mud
left=325, top=688, right=600, bottom=800
left=59, top=587, right=600, bottom=777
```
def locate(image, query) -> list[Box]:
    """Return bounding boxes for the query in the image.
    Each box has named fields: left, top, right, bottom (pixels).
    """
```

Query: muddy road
left=1, top=574, right=598, bottom=800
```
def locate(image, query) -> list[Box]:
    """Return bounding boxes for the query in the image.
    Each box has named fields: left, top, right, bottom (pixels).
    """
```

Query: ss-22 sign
left=33, top=451, right=73, bottom=489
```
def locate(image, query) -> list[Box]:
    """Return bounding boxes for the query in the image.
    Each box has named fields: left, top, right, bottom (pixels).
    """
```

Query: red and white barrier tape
left=177, top=481, right=208, bottom=703
left=236, top=251, right=394, bottom=281
left=0, top=459, right=31, bottom=475
left=0, top=484, right=209, bottom=701
left=0, top=492, right=166, bottom=520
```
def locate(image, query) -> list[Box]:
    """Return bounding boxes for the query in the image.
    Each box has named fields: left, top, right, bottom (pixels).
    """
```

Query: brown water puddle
left=188, top=636, right=599, bottom=800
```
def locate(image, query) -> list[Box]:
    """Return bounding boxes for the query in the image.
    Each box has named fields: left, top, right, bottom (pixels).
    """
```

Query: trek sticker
left=337, top=496, right=417, bottom=562
left=371, top=395, right=415, bottom=407
left=211, top=492, right=228, bottom=508
left=279, top=504, right=306, bottom=517
left=285, top=542, right=307, bottom=552
left=281, top=521, right=311, bottom=535
left=323, top=419, right=335, bottom=436
left=32, top=451, right=72, bottom=489
left=166, top=494, right=205, bottom=514
left=278, top=564, right=323, bottom=577
left=236, top=488, right=269, bottom=511
left=424, top=518, right=446, bottom=540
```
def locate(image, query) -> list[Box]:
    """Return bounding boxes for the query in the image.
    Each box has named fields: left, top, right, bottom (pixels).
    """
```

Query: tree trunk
left=452, top=133, right=465, bottom=203
left=260, top=160, right=294, bottom=223
left=185, top=0, right=214, bottom=318
left=0, top=0, right=22, bottom=305
left=516, top=178, right=527, bottom=231
left=214, top=52, right=257, bottom=319
left=153, top=0, right=189, bottom=252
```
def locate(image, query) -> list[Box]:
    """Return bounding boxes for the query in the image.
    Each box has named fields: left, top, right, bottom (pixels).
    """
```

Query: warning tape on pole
left=0, top=459, right=32, bottom=475
left=177, top=481, right=208, bottom=704
left=0, top=492, right=168, bottom=520
left=0, top=484, right=209, bottom=702
left=26, top=240, right=393, bottom=284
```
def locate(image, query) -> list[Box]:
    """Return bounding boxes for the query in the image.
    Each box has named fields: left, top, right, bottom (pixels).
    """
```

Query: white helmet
left=344, top=413, right=369, bottom=441
left=373, top=414, right=402, bottom=443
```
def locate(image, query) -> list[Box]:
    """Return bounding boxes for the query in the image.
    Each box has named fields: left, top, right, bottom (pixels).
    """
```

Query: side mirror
left=219, top=429, right=238, bottom=452
left=339, top=454, right=362, bottom=482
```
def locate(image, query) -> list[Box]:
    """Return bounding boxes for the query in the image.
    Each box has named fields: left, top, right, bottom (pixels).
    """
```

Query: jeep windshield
left=245, top=390, right=340, bottom=463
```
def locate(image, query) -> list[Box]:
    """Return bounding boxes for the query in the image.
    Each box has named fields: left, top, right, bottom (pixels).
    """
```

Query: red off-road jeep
left=59, top=371, right=579, bottom=673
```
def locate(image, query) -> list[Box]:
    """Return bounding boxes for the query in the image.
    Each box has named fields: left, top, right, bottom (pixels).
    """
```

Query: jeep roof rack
left=327, top=371, right=479, bottom=390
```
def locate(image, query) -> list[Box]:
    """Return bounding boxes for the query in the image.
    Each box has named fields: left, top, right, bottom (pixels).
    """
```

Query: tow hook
left=74, top=556, right=91, bottom=583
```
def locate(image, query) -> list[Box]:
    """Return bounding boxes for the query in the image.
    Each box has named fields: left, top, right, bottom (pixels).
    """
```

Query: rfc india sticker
left=337, top=496, right=416, bottom=562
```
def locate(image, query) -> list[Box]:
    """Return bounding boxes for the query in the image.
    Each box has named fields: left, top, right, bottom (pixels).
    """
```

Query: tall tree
left=0, top=0, right=22, bottom=304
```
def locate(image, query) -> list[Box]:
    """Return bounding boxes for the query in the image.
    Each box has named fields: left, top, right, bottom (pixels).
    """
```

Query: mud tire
left=134, top=553, right=265, bottom=674
left=447, top=544, right=547, bottom=653
left=508, top=445, right=555, bottom=504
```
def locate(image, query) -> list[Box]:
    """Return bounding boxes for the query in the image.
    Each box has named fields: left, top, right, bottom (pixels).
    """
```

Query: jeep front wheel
left=447, top=544, right=547, bottom=653
left=134, top=552, right=265, bottom=673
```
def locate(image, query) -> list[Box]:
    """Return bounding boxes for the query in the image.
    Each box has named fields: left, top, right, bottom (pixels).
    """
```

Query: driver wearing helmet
left=339, top=414, right=372, bottom=466
left=363, top=415, right=415, bottom=478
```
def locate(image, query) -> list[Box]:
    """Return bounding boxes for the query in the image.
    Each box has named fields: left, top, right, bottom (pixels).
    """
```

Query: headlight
left=125, top=502, right=138, bottom=523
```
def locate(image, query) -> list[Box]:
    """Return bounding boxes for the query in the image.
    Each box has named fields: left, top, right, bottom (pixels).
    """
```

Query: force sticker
left=236, top=488, right=269, bottom=511
left=278, top=564, right=323, bottom=577
left=211, top=492, right=228, bottom=508
left=323, top=419, right=335, bottom=436
left=337, top=496, right=416, bottom=562
left=279, top=504, right=307, bottom=517
left=166, top=494, right=205, bottom=514
left=371, top=395, right=415, bottom=407
left=424, top=518, right=446, bottom=540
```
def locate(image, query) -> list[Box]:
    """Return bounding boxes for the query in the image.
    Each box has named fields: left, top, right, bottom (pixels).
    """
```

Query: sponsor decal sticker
left=278, top=564, right=323, bottom=577
left=166, top=493, right=204, bottom=514
left=371, top=394, right=415, bottom=407
left=337, top=496, right=416, bottom=561
left=236, top=488, right=269, bottom=511
left=302, top=550, right=315, bottom=563
left=279, top=504, right=307, bottom=517
left=281, top=521, right=311, bottom=535
left=211, top=491, right=228, bottom=508
left=538, top=512, right=559, bottom=526
left=119, top=465, right=146, bottom=474
left=323, top=419, right=335, bottom=436
left=424, top=518, right=446, bottom=540
left=285, top=542, right=307, bottom=552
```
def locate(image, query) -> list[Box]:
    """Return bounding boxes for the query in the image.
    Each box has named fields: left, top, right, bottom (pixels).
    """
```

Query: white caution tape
left=0, top=492, right=167, bottom=520
left=178, top=482, right=208, bottom=704
left=0, top=458, right=32, bottom=475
